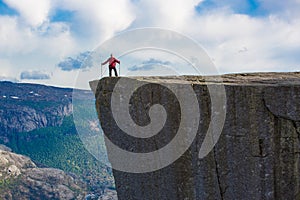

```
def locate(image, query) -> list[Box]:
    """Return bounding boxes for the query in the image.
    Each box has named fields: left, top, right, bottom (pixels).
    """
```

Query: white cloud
left=0, top=15, right=76, bottom=57
left=55, top=0, right=135, bottom=42
left=175, top=9, right=300, bottom=73
left=125, top=1, right=300, bottom=73
left=0, top=13, right=77, bottom=82
left=132, top=0, right=201, bottom=31
left=0, top=0, right=136, bottom=87
left=3, top=0, right=51, bottom=26
left=0, top=16, right=25, bottom=54
left=1, top=0, right=300, bottom=88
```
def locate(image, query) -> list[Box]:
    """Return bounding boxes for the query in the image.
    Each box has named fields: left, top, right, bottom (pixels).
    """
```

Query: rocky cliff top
left=90, top=72, right=300, bottom=93
left=126, top=72, right=300, bottom=85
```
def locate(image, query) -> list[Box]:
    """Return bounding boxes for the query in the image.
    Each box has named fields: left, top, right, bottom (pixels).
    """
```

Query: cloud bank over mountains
left=20, top=70, right=50, bottom=80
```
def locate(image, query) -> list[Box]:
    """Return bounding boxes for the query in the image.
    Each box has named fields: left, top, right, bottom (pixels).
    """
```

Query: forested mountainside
left=0, top=81, right=115, bottom=199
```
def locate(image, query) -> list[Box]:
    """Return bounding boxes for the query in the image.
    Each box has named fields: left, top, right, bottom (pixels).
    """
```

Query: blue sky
left=0, top=0, right=299, bottom=88
left=0, top=1, right=17, bottom=15
left=196, top=0, right=261, bottom=16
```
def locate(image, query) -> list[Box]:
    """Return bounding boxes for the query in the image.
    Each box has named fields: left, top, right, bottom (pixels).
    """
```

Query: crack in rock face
left=263, top=86, right=300, bottom=121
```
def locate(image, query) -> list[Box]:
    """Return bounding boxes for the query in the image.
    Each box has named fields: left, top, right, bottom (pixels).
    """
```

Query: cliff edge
left=91, top=72, right=300, bottom=200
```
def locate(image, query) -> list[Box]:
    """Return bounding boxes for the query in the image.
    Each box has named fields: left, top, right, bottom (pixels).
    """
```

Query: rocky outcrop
left=0, top=144, right=11, bottom=152
left=92, top=72, right=300, bottom=200
left=0, top=146, right=86, bottom=200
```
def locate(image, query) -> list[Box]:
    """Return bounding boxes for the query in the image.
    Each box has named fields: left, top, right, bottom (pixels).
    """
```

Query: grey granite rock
left=91, top=72, right=300, bottom=200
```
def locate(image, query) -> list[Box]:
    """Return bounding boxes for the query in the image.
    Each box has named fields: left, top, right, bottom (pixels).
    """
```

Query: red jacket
left=102, top=57, right=120, bottom=68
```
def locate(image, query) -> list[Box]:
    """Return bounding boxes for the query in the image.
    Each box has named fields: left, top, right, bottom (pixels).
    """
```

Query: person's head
left=110, top=53, right=113, bottom=57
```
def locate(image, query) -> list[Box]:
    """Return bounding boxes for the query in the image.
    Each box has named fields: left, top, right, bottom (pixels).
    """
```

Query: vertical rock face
left=92, top=73, right=300, bottom=200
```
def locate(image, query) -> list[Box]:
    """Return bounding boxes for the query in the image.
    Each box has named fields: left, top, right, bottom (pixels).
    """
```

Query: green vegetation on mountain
left=1, top=115, right=114, bottom=189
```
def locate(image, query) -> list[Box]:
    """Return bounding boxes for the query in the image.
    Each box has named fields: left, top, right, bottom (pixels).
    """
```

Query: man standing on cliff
left=101, top=54, right=120, bottom=77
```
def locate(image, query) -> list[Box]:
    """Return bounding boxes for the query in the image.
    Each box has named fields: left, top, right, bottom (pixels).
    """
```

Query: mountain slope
left=0, top=145, right=86, bottom=200
left=0, top=81, right=115, bottom=197
left=0, top=81, right=73, bottom=134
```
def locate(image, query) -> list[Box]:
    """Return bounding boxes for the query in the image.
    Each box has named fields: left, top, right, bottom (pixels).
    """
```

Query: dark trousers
left=109, top=67, right=118, bottom=77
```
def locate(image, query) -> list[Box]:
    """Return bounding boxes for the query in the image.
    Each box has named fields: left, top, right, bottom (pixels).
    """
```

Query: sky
left=0, top=0, right=300, bottom=88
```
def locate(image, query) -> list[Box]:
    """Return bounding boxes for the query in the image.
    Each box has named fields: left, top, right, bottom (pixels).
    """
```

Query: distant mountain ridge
left=0, top=81, right=75, bottom=135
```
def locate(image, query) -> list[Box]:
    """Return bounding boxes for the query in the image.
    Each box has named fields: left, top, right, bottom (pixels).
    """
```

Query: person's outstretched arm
left=101, top=58, right=109, bottom=65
